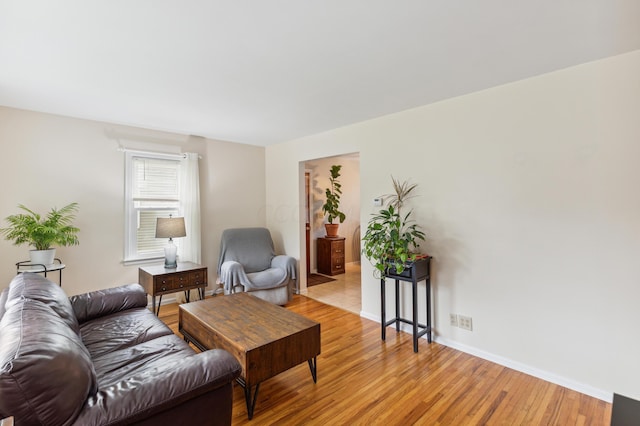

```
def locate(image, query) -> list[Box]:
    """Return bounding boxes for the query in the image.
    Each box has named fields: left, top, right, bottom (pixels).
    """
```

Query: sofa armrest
left=73, top=349, right=241, bottom=425
left=70, top=283, right=148, bottom=323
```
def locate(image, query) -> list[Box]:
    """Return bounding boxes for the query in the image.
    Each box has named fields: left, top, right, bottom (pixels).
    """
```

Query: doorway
left=301, top=153, right=361, bottom=314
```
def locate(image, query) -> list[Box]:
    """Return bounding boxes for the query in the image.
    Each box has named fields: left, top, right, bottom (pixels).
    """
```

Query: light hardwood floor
left=302, top=262, right=362, bottom=313
left=159, top=295, right=611, bottom=425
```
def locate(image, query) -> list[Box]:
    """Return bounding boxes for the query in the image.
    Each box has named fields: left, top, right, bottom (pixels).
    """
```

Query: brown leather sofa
left=0, top=273, right=241, bottom=425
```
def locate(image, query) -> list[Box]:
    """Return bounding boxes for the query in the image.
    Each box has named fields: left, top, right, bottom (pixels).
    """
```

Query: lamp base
left=164, top=240, right=178, bottom=269
left=164, top=260, right=178, bottom=269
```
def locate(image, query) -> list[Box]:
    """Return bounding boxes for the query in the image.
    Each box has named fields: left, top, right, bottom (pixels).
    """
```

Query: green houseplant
left=362, top=177, right=425, bottom=278
left=0, top=203, right=80, bottom=265
left=321, top=164, right=346, bottom=237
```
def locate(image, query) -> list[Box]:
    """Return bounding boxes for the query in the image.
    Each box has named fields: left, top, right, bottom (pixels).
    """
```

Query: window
left=124, top=151, right=182, bottom=262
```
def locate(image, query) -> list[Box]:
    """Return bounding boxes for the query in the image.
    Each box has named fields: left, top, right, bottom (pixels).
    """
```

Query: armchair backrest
left=218, top=228, right=276, bottom=273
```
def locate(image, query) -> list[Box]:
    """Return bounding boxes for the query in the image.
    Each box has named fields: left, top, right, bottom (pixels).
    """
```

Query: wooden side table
left=317, top=237, right=345, bottom=275
left=139, top=262, right=207, bottom=315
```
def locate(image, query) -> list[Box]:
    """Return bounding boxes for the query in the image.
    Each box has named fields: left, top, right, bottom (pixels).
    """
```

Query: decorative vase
left=324, top=223, right=339, bottom=238
left=29, top=248, right=56, bottom=266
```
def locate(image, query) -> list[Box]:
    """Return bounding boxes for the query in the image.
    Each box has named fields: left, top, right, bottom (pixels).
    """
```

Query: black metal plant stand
left=380, top=256, right=432, bottom=353
left=16, top=258, right=65, bottom=286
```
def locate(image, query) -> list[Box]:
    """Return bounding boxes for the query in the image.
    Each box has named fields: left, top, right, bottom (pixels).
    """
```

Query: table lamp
left=155, top=216, right=186, bottom=268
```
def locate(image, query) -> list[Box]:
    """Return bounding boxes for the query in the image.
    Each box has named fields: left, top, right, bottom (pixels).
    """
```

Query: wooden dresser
left=317, top=237, right=345, bottom=276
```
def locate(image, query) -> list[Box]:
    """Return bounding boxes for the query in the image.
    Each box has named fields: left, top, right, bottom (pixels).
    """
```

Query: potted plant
left=321, top=164, right=346, bottom=237
left=362, top=177, right=426, bottom=278
left=0, top=203, right=80, bottom=265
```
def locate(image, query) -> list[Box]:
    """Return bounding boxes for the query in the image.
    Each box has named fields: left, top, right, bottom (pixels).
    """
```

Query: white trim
left=358, top=311, right=612, bottom=402
left=118, top=147, right=185, bottom=160
left=434, top=336, right=612, bottom=403
left=122, top=256, right=164, bottom=266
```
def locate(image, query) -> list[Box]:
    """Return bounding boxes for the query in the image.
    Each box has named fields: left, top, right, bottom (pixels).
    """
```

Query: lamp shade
left=155, top=217, right=186, bottom=239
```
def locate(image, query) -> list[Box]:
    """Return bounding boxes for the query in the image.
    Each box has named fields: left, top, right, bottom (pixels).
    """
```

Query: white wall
left=265, top=50, right=640, bottom=401
left=0, top=107, right=266, bottom=296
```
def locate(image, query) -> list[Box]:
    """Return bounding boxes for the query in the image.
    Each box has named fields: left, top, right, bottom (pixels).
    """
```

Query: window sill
left=123, top=256, right=165, bottom=267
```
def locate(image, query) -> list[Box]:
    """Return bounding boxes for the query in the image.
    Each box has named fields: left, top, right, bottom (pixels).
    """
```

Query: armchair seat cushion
left=247, top=267, right=288, bottom=289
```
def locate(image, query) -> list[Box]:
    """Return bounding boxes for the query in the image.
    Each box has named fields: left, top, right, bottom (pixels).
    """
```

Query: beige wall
left=0, top=107, right=266, bottom=296
left=265, top=50, right=640, bottom=401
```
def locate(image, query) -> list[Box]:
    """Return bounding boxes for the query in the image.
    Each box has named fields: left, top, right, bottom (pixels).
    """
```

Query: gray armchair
left=217, top=227, right=297, bottom=305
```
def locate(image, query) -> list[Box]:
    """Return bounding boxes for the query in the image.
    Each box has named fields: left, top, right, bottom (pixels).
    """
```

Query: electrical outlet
left=458, top=315, right=473, bottom=331
left=450, top=313, right=458, bottom=327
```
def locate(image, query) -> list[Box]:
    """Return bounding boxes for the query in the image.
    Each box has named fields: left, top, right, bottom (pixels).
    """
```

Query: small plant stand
left=380, top=256, right=432, bottom=353
left=16, top=258, right=65, bottom=286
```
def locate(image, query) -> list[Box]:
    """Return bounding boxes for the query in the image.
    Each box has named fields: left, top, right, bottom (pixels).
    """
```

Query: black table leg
left=412, top=280, right=418, bottom=353
left=381, top=278, right=386, bottom=341
left=395, top=279, right=400, bottom=332
left=426, top=279, right=432, bottom=343
left=237, top=378, right=260, bottom=420
left=155, top=295, right=163, bottom=316
left=308, top=357, right=318, bottom=383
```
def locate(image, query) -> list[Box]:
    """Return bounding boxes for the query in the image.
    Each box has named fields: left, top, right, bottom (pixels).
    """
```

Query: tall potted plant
left=0, top=203, right=80, bottom=265
left=321, top=164, right=346, bottom=237
left=362, top=177, right=425, bottom=278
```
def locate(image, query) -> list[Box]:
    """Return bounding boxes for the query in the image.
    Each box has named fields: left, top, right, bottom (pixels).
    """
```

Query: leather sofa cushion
left=0, top=298, right=97, bottom=425
left=5, top=272, right=80, bottom=334
left=75, top=349, right=241, bottom=426
left=92, top=333, right=197, bottom=388
left=79, top=307, right=174, bottom=359
left=70, top=283, right=148, bottom=324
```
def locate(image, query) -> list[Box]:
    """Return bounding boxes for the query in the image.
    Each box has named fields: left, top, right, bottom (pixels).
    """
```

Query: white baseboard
left=359, top=311, right=612, bottom=402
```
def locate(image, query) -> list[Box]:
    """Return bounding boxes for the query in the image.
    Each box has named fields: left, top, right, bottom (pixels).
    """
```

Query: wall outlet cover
left=450, top=313, right=458, bottom=327
left=458, top=315, right=473, bottom=331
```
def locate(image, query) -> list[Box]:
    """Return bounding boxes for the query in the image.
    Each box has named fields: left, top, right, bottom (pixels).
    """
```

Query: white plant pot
left=29, top=249, right=56, bottom=266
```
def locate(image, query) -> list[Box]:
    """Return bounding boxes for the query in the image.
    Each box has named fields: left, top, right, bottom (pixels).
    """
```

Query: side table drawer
left=331, top=260, right=344, bottom=274
left=155, top=272, right=190, bottom=292
left=155, top=276, right=175, bottom=292
left=190, top=269, right=206, bottom=286
left=174, top=272, right=190, bottom=290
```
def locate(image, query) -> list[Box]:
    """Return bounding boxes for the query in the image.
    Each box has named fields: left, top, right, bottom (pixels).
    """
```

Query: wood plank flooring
left=159, top=295, right=611, bottom=425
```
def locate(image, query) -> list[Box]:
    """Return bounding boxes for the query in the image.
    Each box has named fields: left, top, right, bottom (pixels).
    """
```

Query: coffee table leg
left=308, top=357, right=318, bottom=383
left=237, top=378, right=260, bottom=420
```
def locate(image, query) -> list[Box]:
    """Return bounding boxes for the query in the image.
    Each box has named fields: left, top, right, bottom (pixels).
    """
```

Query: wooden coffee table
left=178, top=292, right=321, bottom=419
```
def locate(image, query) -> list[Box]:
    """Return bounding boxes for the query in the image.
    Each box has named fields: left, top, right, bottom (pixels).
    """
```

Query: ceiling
left=1, top=1, right=639, bottom=146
